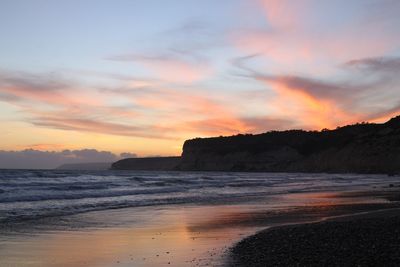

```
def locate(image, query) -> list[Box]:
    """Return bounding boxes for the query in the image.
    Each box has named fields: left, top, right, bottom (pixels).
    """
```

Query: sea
left=0, top=169, right=395, bottom=225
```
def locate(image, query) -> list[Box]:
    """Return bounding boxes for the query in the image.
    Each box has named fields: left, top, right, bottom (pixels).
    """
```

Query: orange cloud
left=267, top=81, right=357, bottom=129
left=3, top=73, right=252, bottom=140
left=179, top=118, right=249, bottom=136
left=29, top=114, right=174, bottom=139
left=18, top=143, right=66, bottom=151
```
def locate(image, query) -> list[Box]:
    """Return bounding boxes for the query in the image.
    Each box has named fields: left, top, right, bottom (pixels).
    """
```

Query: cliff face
left=111, top=157, right=181, bottom=171
left=179, top=116, right=400, bottom=173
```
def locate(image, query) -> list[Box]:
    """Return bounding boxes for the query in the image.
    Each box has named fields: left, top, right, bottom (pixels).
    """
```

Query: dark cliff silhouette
left=179, top=115, right=400, bottom=173
left=112, top=115, right=400, bottom=174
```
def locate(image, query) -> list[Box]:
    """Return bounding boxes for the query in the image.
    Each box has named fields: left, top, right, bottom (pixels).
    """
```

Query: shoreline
left=2, top=170, right=400, bottom=267
left=229, top=207, right=400, bottom=267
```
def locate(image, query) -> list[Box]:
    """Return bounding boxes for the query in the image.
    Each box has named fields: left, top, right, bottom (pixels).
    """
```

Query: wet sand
left=1, top=186, right=400, bottom=267
left=0, top=205, right=256, bottom=267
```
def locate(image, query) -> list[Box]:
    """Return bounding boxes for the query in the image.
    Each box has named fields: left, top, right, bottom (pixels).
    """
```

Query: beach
left=230, top=208, right=400, bottom=267
left=1, top=170, right=400, bottom=266
left=2, top=0, right=400, bottom=265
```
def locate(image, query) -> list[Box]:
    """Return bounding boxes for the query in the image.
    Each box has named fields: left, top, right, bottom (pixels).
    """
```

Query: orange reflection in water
left=1, top=195, right=391, bottom=267
left=37, top=225, right=191, bottom=267
left=0, top=206, right=257, bottom=267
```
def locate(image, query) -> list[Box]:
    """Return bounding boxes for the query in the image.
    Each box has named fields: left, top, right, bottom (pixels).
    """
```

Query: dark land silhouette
left=111, top=156, right=181, bottom=171
left=56, top=162, right=112, bottom=170
left=112, top=115, right=400, bottom=174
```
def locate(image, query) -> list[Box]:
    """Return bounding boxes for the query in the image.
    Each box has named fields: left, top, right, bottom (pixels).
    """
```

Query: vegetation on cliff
left=112, top=116, right=400, bottom=173
left=179, top=116, right=400, bottom=173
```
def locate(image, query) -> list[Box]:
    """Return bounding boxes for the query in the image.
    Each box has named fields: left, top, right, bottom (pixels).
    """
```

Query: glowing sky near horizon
left=1, top=0, right=400, bottom=158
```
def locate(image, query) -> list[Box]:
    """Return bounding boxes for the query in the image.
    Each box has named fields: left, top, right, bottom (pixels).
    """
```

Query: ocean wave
left=0, top=170, right=394, bottom=224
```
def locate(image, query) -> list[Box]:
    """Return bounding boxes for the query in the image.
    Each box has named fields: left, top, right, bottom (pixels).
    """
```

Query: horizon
left=2, top=114, right=398, bottom=170
left=1, top=0, right=400, bottom=168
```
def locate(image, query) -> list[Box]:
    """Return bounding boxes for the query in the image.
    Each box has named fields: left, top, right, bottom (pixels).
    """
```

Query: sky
left=1, top=0, right=400, bottom=168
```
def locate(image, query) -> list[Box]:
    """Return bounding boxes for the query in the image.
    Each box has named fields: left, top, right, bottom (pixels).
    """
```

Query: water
left=0, top=169, right=394, bottom=224
left=1, top=170, right=399, bottom=267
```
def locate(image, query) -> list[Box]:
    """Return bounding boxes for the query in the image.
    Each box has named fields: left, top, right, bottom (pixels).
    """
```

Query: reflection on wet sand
left=0, top=206, right=259, bottom=267
left=1, top=188, right=400, bottom=267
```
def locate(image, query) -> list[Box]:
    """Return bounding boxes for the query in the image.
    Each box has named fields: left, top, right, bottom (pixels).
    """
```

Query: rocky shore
left=230, top=209, right=400, bottom=267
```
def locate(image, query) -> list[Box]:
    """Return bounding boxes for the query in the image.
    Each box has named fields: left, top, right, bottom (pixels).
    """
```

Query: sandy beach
left=1, top=173, right=400, bottom=267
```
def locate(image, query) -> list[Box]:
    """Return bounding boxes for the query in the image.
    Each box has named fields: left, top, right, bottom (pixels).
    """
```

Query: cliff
left=179, top=116, right=400, bottom=173
left=111, top=156, right=181, bottom=171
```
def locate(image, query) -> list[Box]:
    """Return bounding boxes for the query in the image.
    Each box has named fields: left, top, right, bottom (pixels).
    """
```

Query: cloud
left=180, top=116, right=298, bottom=136
left=231, top=0, right=400, bottom=75
left=21, top=143, right=66, bottom=150
left=30, top=115, right=172, bottom=139
left=1, top=69, right=267, bottom=140
left=4, top=54, right=399, bottom=144
left=259, top=0, right=308, bottom=31
left=106, top=18, right=225, bottom=85
left=0, top=70, right=176, bottom=139
left=0, top=71, right=67, bottom=92
left=0, top=148, right=136, bottom=169
left=120, top=152, right=137, bottom=158
left=364, top=101, right=400, bottom=123
left=233, top=54, right=346, bottom=92
left=108, top=52, right=211, bottom=84
left=232, top=53, right=400, bottom=129
left=345, top=56, right=400, bottom=74
left=179, top=117, right=249, bottom=136
left=258, top=75, right=351, bottom=101
left=240, top=116, right=300, bottom=132
left=0, top=70, right=74, bottom=105
left=0, top=70, right=110, bottom=112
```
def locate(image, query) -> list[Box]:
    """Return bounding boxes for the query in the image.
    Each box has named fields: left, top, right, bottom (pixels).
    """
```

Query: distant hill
left=179, top=116, right=400, bottom=174
left=111, top=157, right=181, bottom=171
left=56, top=162, right=112, bottom=170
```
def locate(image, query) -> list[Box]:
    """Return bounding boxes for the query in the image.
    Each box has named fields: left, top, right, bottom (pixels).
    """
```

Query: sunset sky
left=1, top=0, right=400, bottom=166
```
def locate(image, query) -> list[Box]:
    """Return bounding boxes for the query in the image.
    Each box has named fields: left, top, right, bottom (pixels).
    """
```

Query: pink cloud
left=108, top=54, right=211, bottom=84
left=232, top=0, right=398, bottom=73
